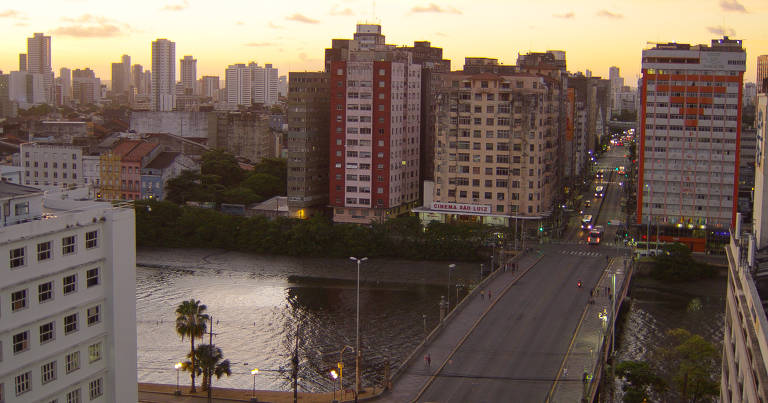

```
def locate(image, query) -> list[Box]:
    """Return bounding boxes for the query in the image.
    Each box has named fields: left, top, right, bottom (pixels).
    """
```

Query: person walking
left=424, top=353, right=431, bottom=369
left=480, top=290, right=485, bottom=300
left=488, top=289, right=492, bottom=301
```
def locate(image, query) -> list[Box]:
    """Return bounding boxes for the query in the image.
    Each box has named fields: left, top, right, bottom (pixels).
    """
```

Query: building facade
left=0, top=184, right=137, bottom=403
left=637, top=37, right=746, bottom=231
left=286, top=71, right=330, bottom=217
left=328, top=24, right=422, bottom=224
left=151, top=39, right=175, bottom=112
left=754, top=94, right=768, bottom=248
left=180, top=56, right=197, bottom=96
left=140, top=151, right=197, bottom=200
left=20, top=143, right=84, bottom=189
left=758, top=55, right=768, bottom=92
left=26, top=33, right=53, bottom=104
left=225, top=64, right=251, bottom=107
left=249, top=63, right=279, bottom=106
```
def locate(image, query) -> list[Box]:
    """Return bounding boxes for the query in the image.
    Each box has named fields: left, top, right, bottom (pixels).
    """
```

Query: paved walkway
left=138, top=382, right=373, bottom=402
left=375, top=250, right=545, bottom=403
left=547, top=253, right=633, bottom=402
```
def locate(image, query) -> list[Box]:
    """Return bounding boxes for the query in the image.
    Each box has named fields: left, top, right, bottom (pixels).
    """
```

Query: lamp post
left=422, top=314, right=427, bottom=342
left=349, top=257, right=367, bottom=403
left=447, top=264, right=455, bottom=310
left=645, top=183, right=651, bottom=253
left=330, top=369, right=338, bottom=402
left=250, top=369, right=259, bottom=400
left=338, top=345, right=354, bottom=402
left=174, top=362, right=182, bottom=396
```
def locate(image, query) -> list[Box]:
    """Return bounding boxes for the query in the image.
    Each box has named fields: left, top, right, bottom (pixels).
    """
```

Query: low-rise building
left=20, top=143, right=84, bottom=189
left=140, top=151, right=198, bottom=200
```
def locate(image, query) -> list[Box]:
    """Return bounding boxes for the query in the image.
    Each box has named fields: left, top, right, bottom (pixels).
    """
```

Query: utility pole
left=293, top=323, right=299, bottom=403
left=208, top=315, right=213, bottom=403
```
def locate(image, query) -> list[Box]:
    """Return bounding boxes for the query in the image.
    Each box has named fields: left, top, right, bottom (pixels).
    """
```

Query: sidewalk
left=547, top=254, right=633, bottom=402
left=376, top=251, right=545, bottom=403
left=138, top=382, right=375, bottom=403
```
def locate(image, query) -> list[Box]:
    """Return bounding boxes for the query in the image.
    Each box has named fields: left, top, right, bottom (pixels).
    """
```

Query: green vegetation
left=136, top=202, right=501, bottom=261
left=175, top=299, right=209, bottom=393
left=165, top=149, right=286, bottom=206
left=187, top=344, right=232, bottom=392
left=616, top=328, right=719, bottom=402
left=650, top=243, right=717, bottom=282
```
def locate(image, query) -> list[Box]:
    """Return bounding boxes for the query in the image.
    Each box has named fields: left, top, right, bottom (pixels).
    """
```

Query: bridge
left=375, top=145, right=633, bottom=403
left=607, top=120, right=637, bottom=131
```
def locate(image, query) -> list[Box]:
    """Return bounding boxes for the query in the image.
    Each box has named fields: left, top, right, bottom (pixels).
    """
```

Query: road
left=417, top=144, right=631, bottom=402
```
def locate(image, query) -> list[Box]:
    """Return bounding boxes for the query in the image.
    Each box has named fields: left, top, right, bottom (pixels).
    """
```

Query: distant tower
left=180, top=55, right=197, bottom=95
left=758, top=55, right=768, bottom=93
left=27, top=33, right=53, bottom=103
left=19, top=53, right=27, bottom=71
left=151, top=38, right=175, bottom=111
left=59, top=67, right=71, bottom=101
left=225, top=64, right=251, bottom=106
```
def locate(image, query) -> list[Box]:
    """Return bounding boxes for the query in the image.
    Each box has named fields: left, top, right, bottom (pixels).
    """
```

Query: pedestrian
left=427, top=353, right=431, bottom=368
left=424, top=354, right=429, bottom=369
left=480, top=290, right=485, bottom=300
left=563, top=367, right=568, bottom=377
left=488, top=289, right=492, bottom=301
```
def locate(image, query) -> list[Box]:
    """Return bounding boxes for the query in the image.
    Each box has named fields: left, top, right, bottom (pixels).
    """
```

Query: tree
left=175, top=299, right=209, bottom=393
left=165, top=170, right=202, bottom=204
left=616, top=360, right=666, bottom=403
left=651, top=242, right=716, bottom=281
left=201, top=149, right=244, bottom=187
left=188, top=344, right=232, bottom=392
left=242, top=173, right=283, bottom=199
left=657, top=328, right=719, bottom=402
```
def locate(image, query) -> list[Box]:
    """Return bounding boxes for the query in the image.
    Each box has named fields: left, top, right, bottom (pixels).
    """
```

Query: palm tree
left=188, top=344, right=232, bottom=392
left=175, top=299, right=209, bottom=393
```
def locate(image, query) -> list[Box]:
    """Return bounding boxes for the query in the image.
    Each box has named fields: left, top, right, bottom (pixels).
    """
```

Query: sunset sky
left=1, top=0, right=766, bottom=85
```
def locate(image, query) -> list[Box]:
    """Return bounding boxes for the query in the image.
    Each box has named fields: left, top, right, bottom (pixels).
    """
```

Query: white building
left=20, top=143, right=84, bottom=189
left=8, top=71, right=46, bottom=108
left=0, top=183, right=137, bottom=403
left=82, top=155, right=101, bottom=191
left=179, top=56, right=196, bottom=95
left=151, top=39, right=175, bottom=112
left=225, top=64, right=251, bottom=107
left=755, top=94, right=768, bottom=248
left=249, top=63, right=279, bottom=106
left=26, top=33, right=53, bottom=104
left=59, top=68, right=71, bottom=104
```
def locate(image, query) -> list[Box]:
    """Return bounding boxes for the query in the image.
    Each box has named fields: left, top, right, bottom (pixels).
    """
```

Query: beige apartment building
left=419, top=70, right=558, bottom=225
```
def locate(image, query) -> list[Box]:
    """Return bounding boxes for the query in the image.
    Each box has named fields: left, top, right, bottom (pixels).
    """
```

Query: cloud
left=161, top=0, right=189, bottom=11
left=435, top=32, right=447, bottom=37
left=330, top=5, right=354, bottom=16
left=707, top=25, right=736, bottom=36
left=553, top=12, right=575, bottom=19
left=596, top=10, right=623, bottom=19
left=286, top=13, right=319, bottom=24
left=235, top=21, right=244, bottom=26
left=245, top=42, right=273, bottom=47
left=268, top=22, right=284, bottom=29
left=53, top=14, right=131, bottom=38
left=0, top=9, right=27, bottom=19
left=719, top=0, right=747, bottom=12
left=411, top=3, right=462, bottom=14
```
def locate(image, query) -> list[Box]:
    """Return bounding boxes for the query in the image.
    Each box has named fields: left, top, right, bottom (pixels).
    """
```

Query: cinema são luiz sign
left=430, top=202, right=492, bottom=214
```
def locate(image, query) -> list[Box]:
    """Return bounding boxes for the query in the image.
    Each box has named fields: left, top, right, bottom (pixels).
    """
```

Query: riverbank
left=139, top=382, right=381, bottom=402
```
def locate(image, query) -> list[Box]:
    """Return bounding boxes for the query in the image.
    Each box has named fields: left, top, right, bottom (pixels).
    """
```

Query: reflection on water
left=136, top=251, right=463, bottom=392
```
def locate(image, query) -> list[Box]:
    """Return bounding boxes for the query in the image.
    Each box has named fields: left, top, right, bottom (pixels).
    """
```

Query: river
left=136, top=248, right=479, bottom=392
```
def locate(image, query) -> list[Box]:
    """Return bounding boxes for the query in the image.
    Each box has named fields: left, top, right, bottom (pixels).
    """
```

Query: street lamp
left=330, top=369, right=338, bottom=402
left=250, top=369, right=259, bottom=400
left=174, top=362, right=182, bottom=396
left=447, top=264, right=455, bottom=310
left=349, top=257, right=367, bottom=403
left=338, top=345, right=354, bottom=402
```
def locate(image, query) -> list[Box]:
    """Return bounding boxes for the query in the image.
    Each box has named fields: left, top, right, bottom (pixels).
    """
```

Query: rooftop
left=145, top=151, right=180, bottom=170
left=0, top=180, right=43, bottom=198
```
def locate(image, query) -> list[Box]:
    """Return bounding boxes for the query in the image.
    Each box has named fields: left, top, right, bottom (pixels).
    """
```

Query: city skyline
left=1, top=0, right=767, bottom=83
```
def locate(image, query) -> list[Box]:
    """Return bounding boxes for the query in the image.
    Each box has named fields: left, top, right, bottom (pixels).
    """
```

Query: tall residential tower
left=151, top=39, right=175, bottom=111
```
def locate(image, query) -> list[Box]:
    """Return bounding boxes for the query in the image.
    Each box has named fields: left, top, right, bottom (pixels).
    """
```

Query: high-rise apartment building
left=327, top=24, right=421, bottom=224
left=287, top=72, right=330, bottom=217
left=0, top=183, right=137, bottom=403
left=757, top=55, right=768, bottom=93
left=19, top=53, right=27, bottom=72
left=249, top=63, right=278, bottom=106
left=180, top=55, right=197, bottom=95
left=111, top=55, right=131, bottom=98
left=638, top=37, right=746, bottom=235
left=151, top=39, right=175, bottom=111
left=72, top=68, right=101, bottom=105
left=26, top=33, right=53, bottom=104
left=225, top=64, right=251, bottom=106
left=754, top=93, right=768, bottom=247
left=59, top=68, right=71, bottom=103
left=131, top=65, right=146, bottom=96
left=201, top=76, right=219, bottom=100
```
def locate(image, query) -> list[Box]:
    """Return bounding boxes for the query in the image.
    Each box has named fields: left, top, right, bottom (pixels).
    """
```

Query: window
left=88, top=342, right=102, bottom=363
left=37, top=241, right=51, bottom=261
left=11, top=289, right=27, bottom=311
left=86, top=268, right=99, bottom=287
left=66, top=351, right=80, bottom=373
left=40, top=321, right=55, bottom=344
left=64, top=313, right=78, bottom=334
left=85, top=231, right=98, bottom=249
left=89, top=378, right=103, bottom=400
left=87, top=305, right=100, bottom=326
left=42, top=360, right=57, bottom=384
left=39, top=281, right=54, bottom=303
left=13, top=331, right=29, bottom=354
left=62, top=235, right=76, bottom=255
left=15, top=371, right=30, bottom=396
left=67, top=388, right=81, bottom=403
left=10, top=247, right=25, bottom=268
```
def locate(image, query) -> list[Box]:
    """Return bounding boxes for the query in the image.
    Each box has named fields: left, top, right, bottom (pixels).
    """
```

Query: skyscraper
left=638, top=37, right=746, bottom=239
left=758, top=55, right=768, bottom=92
left=201, top=75, right=220, bottom=100
left=19, top=53, right=27, bottom=71
left=26, top=33, right=53, bottom=103
left=180, top=55, right=197, bottom=95
left=59, top=67, right=71, bottom=102
left=110, top=55, right=131, bottom=97
left=225, top=64, right=251, bottom=106
left=151, top=39, right=175, bottom=111
left=249, top=63, right=279, bottom=106
left=327, top=24, right=422, bottom=224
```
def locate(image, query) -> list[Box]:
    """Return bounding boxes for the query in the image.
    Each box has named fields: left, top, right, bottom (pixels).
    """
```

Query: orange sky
left=1, top=0, right=766, bottom=85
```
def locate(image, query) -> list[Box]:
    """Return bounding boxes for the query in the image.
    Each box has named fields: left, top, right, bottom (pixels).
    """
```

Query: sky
left=1, top=0, right=766, bottom=86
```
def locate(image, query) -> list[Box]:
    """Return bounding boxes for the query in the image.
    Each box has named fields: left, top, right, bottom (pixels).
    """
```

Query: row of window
left=645, top=124, right=738, bottom=131
left=9, top=370, right=102, bottom=400
left=25, top=171, right=78, bottom=179
left=24, top=161, right=78, bottom=169
left=8, top=268, right=100, bottom=315
left=9, top=231, right=98, bottom=269
left=11, top=304, right=101, bottom=355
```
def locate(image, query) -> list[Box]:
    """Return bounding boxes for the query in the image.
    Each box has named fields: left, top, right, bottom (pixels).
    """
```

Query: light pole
left=330, top=369, right=338, bottom=402
left=447, top=264, right=455, bottom=310
left=645, top=183, right=651, bottom=253
left=250, top=369, right=259, bottom=400
left=422, top=314, right=427, bottom=342
left=349, top=257, right=367, bottom=403
left=174, top=362, right=182, bottom=396
left=338, top=345, right=354, bottom=401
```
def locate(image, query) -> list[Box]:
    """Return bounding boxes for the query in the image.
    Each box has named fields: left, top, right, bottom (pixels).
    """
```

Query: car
left=584, top=200, right=591, bottom=208
left=594, top=185, right=604, bottom=198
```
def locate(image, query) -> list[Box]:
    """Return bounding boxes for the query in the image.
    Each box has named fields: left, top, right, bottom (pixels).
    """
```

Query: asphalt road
left=419, top=145, right=631, bottom=403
